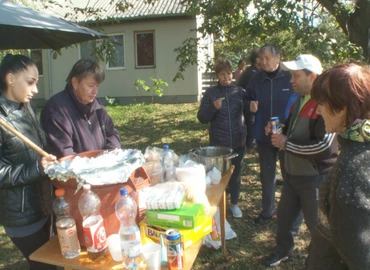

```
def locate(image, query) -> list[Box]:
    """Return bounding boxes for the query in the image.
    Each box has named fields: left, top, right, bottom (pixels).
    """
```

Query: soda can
left=270, top=116, right=282, bottom=134
left=165, top=229, right=183, bottom=270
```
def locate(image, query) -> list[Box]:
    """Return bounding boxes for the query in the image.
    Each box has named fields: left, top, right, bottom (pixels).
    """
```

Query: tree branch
left=317, top=0, right=350, bottom=35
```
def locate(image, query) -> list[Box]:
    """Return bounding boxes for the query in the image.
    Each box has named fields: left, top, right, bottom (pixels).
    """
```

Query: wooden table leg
left=219, top=190, right=229, bottom=257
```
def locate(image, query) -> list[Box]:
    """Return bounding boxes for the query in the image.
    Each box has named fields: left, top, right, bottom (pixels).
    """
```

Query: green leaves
left=134, top=77, right=168, bottom=97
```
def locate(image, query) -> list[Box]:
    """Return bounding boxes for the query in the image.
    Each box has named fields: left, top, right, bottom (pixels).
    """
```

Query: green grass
left=0, top=103, right=310, bottom=270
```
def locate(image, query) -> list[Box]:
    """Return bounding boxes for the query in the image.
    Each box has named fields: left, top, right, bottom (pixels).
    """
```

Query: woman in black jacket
left=0, top=54, right=57, bottom=270
left=308, top=63, right=370, bottom=269
left=197, top=59, right=249, bottom=218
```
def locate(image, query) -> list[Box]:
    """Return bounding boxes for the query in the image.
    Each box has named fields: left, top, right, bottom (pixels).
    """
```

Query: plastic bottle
left=160, top=144, right=175, bottom=182
left=115, top=187, right=146, bottom=269
left=53, top=188, right=81, bottom=259
left=78, top=184, right=110, bottom=264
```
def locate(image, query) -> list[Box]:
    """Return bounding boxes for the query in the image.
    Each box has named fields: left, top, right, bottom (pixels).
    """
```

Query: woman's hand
left=41, top=154, right=57, bottom=169
left=213, top=97, right=224, bottom=110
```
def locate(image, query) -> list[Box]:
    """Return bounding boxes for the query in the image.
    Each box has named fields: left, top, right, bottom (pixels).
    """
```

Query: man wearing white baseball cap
left=263, top=54, right=338, bottom=267
left=281, top=54, right=323, bottom=75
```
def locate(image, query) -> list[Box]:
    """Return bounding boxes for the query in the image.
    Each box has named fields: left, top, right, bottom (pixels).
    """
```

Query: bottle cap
left=55, top=188, right=65, bottom=197
left=83, top=184, right=91, bottom=190
left=163, top=145, right=169, bottom=150
left=120, top=188, right=128, bottom=196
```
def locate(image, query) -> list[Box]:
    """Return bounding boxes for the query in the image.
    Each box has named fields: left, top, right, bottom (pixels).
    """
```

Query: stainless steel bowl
left=189, top=146, right=238, bottom=175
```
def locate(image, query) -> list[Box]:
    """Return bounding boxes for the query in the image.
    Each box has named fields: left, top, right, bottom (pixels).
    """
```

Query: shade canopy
left=0, top=0, right=105, bottom=50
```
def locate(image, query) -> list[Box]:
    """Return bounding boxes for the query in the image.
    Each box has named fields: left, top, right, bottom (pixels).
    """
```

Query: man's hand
left=250, top=101, right=258, bottom=113
left=271, top=133, right=287, bottom=150
left=265, top=121, right=272, bottom=136
left=41, top=154, right=57, bottom=169
left=213, top=97, right=224, bottom=110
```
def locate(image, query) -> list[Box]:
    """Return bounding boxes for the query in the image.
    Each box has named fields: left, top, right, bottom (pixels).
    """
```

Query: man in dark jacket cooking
left=40, top=59, right=121, bottom=158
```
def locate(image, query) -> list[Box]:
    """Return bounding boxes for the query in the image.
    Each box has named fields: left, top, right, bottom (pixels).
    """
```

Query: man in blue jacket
left=246, top=44, right=298, bottom=224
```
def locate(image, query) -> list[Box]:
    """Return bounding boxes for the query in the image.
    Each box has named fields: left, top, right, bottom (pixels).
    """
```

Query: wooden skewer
left=0, top=119, right=49, bottom=157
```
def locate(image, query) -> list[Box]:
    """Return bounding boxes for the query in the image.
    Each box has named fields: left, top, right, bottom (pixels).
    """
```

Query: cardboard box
left=140, top=215, right=212, bottom=249
left=146, top=202, right=204, bottom=229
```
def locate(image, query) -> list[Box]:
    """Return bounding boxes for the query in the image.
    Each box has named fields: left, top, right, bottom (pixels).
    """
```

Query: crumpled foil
left=45, top=149, right=145, bottom=191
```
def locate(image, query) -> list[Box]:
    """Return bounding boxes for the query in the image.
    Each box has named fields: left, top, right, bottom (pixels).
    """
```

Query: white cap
left=281, top=54, right=323, bottom=75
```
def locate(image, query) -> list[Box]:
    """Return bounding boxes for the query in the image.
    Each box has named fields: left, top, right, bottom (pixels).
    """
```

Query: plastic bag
left=202, top=207, right=237, bottom=249
left=207, top=167, right=222, bottom=185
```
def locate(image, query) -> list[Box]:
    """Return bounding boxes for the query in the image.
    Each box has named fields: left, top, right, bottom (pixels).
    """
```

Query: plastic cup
left=143, top=243, right=161, bottom=270
left=107, top=234, right=122, bottom=262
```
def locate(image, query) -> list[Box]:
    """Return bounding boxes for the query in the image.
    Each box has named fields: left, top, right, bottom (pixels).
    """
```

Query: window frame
left=106, top=33, right=125, bottom=70
left=78, top=40, right=98, bottom=62
left=134, top=30, right=156, bottom=69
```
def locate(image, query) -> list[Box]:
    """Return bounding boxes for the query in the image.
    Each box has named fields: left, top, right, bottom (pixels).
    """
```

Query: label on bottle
left=56, top=223, right=80, bottom=253
left=122, top=239, right=142, bottom=258
left=83, top=215, right=107, bottom=252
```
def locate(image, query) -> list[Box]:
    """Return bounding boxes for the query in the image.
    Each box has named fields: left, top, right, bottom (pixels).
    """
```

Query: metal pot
left=189, top=146, right=238, bottom=175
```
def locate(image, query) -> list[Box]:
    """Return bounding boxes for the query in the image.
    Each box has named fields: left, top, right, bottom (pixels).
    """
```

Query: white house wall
left=38, top=17, right=203, bottom=105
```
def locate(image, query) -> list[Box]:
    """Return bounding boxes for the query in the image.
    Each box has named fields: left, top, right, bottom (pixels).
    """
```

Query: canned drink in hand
left=270, top=117, right=282, bottom=134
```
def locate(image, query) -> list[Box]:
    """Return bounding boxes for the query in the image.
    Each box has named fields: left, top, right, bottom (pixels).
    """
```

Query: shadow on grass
left=193, top=152, right=310, bottom=270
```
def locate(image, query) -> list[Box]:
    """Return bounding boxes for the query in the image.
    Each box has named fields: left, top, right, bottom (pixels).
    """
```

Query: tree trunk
left=318, top=0, right=370, bottom=61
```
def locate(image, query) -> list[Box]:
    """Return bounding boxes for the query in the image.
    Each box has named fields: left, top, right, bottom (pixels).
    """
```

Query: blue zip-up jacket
left=246, top=66, right=298, bottom=144
left=197, top=83, right=248, bottom=149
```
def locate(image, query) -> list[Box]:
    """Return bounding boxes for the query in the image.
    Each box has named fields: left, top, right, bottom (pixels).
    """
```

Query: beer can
left=270, top=116, right=282, bottom=134
left=165, top=229, right=183, bottom=270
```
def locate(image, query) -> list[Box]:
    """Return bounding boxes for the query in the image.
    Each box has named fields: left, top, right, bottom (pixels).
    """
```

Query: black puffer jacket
left=0, top=96, right=53, bottom=227
left=197, top=83, right=248, bottom=149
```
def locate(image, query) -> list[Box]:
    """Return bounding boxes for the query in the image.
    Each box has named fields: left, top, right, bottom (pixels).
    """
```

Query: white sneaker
left=230, top=205, right=242, bottom=218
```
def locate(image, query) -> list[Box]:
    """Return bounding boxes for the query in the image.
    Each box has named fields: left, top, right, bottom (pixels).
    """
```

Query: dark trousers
left=10, top=216, right=57, bottom=270
left=274, top=173, right=323, bottom=256
left=257, top=142, right=285, bottom=217
left=227, top=146, right=246, bottom=205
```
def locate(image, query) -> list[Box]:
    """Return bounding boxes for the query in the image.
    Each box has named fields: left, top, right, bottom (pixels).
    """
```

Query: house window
left=79, top=40, right=97, bottom=61
left=107, top=34, right=125, bottom=69
left=134, top=31, right=155, bottom=68
left=30, top=50, right=43, bottom=76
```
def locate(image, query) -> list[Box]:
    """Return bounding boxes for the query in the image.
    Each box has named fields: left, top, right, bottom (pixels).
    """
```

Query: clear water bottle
left=115, top=188, right=146, bottom=269
left=53, top=188, right=81, bottom=259
left=160, top=144, right=175, bottom=182
left=78, top=184, right=110, bottom=264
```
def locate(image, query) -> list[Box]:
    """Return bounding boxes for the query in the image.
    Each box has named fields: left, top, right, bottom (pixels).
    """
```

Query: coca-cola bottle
left=78, top=184, right=110, bottom=264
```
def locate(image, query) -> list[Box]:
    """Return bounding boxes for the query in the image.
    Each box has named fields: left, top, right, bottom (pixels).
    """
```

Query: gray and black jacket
left=283, top=96, right=338, bottom=178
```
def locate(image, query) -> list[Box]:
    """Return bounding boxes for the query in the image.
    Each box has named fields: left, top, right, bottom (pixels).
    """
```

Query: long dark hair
left=0, top=54, right=35, bottom=93
left=0, top=54, right=46, bottom=147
